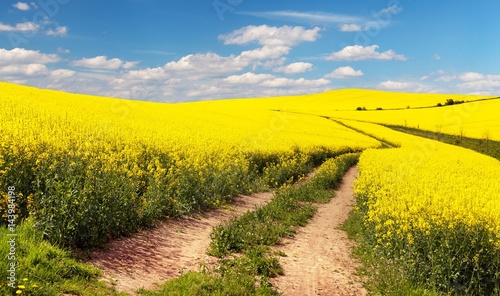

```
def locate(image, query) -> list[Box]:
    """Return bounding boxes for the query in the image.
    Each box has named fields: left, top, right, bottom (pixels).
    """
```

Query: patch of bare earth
left=271, top=166, right=367, bottom=296
left=90, top=192, right=273, bottom=294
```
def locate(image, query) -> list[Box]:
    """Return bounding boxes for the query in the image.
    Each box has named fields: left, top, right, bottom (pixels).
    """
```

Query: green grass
left=0, top=219, right=123, bottom=296
left=209, top=153, right=360, bottom=257
left=387, top=125, right=500, bottom=161
left=342, top=209, right=442, bottom=296
left=137, top=247, right=281, bottom=296
left=138, top=153, right=360, bottom=296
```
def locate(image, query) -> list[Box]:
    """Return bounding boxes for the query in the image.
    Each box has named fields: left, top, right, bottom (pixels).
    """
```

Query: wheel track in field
left=90, top=167, right=366, bottom=295
left=271, top=166, right=367, bottom=296
left=90, top=191, right=274, bottom=294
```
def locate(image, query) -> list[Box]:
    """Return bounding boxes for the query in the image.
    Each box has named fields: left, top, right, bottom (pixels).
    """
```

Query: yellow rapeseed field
left=344, top=119, right=500, bottom=293
left=223, top=88, right=498, bottom=140
left=1, top=82, right=498, bottom=292
left=0, top=82, right=378, bottom=247
left=327, top=99, right=500, bottom=141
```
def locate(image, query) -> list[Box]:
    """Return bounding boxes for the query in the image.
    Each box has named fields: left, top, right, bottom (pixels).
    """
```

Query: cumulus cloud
left=123, top=67, right=168, bottom=80
left=186, top=86, right=233, bottom=97
left=57, top=47, right=70, bottom=54
left=0, top=22, right=335, bottom=101
left=223, top=71, right=329, bottom=89
left=219, top=25, right=321, bottom=46
left=273, top=62, right=313, bottom=74
left=0, top=22, right=39, bottom=32
left=239, top=45, right=291, bottom=61
left=164, top=52, right=246, bottom=75
left=50, top=69, right=76, bottom=79
left=325, top=66, right=363, bottom=79
left=339, top=24, right=363, bottom=32
left=435, top=75, right=456, bottom=82
left=261, top=77, right=329, bottom=88
left=71, top=56, right=138, bottom=70
left=326, top=45, right=407, bottom=61
left=13, top=2, right=30, bottom=10
left=0, top=64, right=48, bottom=76
left=47, top=26, right=68, bottom=36
left=457, top=73, right=500, bottom=93
left=378, top=81, right=415, bottom=90
left=459, top=72, right=485, bottom=82
left=0, top=48, right=59, bottom=65
left=223, top=72, right=275, bottom=84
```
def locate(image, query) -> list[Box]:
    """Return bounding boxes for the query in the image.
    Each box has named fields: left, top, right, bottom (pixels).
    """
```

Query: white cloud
left=47, top=26, right=68, bottom=36
left=71, top=56, right=138, bottom=70
left=0, top=64, right=47, bottom=76
left=459, top=72, right=484, bottom=82
left=261, top=77, right=329, bottom=88
left=223, top=72, right=275, bottom=84
left=13, top=2, right=30, bottom=10
left=373, top=4, right=403, bottom=17
left=0, top=22, right=39, bottom=32
left=378, top=81, right=415, bottom=90
left=239, top=45, right=291, bottom=61
left=219, top=25, right=321, bottom=46
left=238, top=11, right=362, bottom=25
left=0, top=48, right=59, bottom=65
left=186, top=86, right=232, bottom=97
left=57, top=47, right=70, bottom=54
left=326, top=45, right=407, bottom=61
left=339, top=24, right=363, bottom=32
left=457, top=74, right=500, bottom=92
left=273, top=62, right=313, bottom=74
left=164, top=53, right=246, bottom=75
left=435, top=75, right=456, bottom=82
left=124, top=67, right=167, bottom=80
left=50, top=69, right=76, bottom=79
left=123, top=61, right=138, bottom=69
left=225, top=73, right=327, bottom=89
left=325, top=66, right=363, bottom=79
left=433, top=53, right=441, bottom=61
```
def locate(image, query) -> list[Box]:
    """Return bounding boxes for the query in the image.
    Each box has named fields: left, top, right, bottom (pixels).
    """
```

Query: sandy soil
left=90, top=192, right=273, bottom=294
left=271, top=166, right=367, bottom=296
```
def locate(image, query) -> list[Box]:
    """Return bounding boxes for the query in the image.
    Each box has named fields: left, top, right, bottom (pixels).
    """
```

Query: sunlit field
left=1, top=82, right=499, bottom=294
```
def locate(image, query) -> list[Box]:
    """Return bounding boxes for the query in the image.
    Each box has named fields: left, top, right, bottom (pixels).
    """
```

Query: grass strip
left=138, top=153, right=360, bottom=296
left=386, top=125, right=500, bottom=161
left=342, top=208, right=444, bottom=296
left=0, top=219, right=123, bottom=296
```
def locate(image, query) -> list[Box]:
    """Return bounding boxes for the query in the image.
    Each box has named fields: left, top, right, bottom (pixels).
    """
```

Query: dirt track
left=91, top=192, right=273, bottom=294
left=271, top=166, right=367, bottom=296
left=91, top=167, right=366, bottom=295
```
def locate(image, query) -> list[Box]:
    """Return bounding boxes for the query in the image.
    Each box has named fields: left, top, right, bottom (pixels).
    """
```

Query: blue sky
left=1, top=0, right=499, bottom=101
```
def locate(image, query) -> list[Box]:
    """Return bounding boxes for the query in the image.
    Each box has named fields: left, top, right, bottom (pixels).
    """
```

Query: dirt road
left=272, top=166, right=367, bottom=296
left=91, top=192, right=273, bottom=294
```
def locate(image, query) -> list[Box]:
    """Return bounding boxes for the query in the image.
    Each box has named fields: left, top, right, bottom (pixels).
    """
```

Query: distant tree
left=376, top=107, right=383, bottom=110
